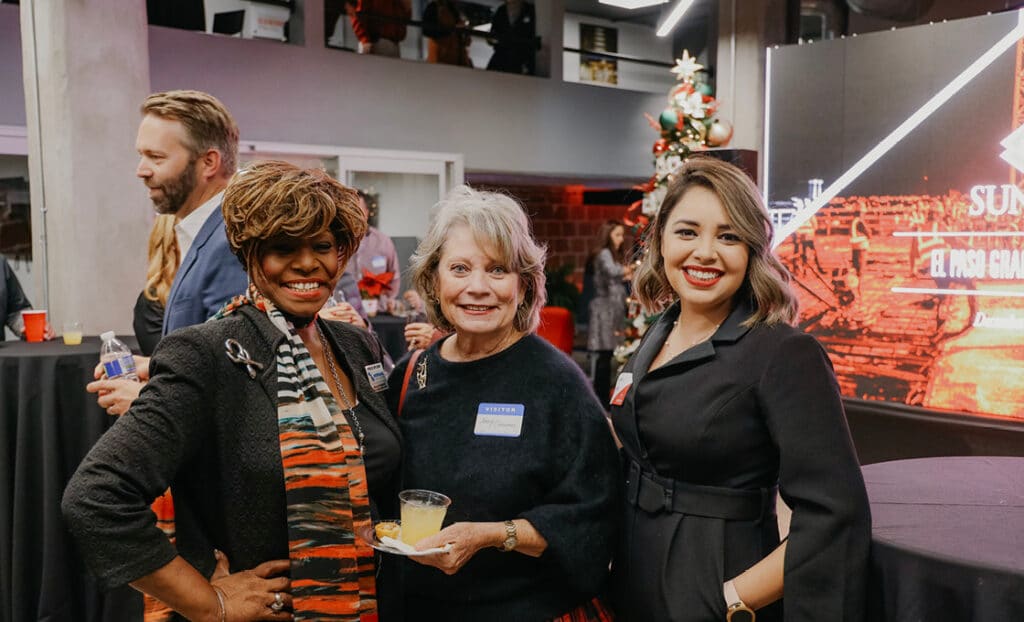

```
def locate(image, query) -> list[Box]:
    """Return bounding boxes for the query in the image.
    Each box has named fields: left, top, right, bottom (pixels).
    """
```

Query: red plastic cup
left=22, top=309, right=47, bottom=342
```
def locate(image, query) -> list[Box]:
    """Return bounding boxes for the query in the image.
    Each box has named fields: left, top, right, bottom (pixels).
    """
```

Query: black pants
left=592, top=350, right=613, bottom=405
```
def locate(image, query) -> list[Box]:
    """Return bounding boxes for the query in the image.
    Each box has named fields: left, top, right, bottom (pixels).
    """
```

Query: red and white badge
left=609, top=372, right=633, bottom=406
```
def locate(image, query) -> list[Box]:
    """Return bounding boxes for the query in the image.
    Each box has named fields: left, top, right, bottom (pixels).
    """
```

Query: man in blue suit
left=88, top=90, right=247, bottom=414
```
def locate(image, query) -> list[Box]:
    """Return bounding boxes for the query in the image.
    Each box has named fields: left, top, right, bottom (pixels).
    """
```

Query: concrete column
left=20, top=0, right=151, bottom=335
left=715, top=0, right=787, bottom=181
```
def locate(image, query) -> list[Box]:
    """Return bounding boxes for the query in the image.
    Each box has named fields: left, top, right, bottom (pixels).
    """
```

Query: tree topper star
left=671, top=51, right=704, bottom=81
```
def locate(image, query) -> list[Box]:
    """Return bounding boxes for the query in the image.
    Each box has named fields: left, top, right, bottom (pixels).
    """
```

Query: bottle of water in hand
left=99, top=331, right=139, bottom=381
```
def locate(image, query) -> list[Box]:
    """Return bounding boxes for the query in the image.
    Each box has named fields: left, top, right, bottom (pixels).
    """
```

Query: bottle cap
left=100, top=331, right=115, bottom=341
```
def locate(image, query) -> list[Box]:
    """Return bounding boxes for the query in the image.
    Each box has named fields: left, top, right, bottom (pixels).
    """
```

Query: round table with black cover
left=865, top=456, right=1024, bottom=621
left=0, top=337, right=141, bottom=622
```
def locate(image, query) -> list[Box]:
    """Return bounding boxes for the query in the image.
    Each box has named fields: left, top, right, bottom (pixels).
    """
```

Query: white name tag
left=474, top=403, right=524, bottom=437
left=610, top=372, right=633, bottom=406
left=365, top=363, right=389, bottom=392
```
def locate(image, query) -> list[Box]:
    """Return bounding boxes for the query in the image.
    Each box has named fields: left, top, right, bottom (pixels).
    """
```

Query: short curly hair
left=410, top=185, right=547, bottom=334
left=221, top=160, right=366, bottom=276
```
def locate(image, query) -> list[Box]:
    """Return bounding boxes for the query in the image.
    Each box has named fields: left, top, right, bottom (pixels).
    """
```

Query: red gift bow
left=358, top=269, right=394, bottom=298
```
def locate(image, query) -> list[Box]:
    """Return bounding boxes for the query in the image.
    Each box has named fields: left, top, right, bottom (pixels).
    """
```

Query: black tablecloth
left=369, top=314, right=407, bottom=363
left=0, top=337, right=141, bottom=622
left=864, top=456, right=1024, bottom=621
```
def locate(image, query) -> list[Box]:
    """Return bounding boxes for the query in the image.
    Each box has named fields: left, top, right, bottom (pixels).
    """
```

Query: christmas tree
left=614, top=50, right=733, bottom=364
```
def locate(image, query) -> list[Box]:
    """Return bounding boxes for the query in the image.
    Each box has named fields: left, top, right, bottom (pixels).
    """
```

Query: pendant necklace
left=672, top=319, right=721, bottom=352
left=316, top=325, right=366, bottom=454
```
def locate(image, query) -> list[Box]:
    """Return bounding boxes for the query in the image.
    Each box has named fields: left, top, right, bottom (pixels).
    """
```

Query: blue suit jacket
left=163, top=207, right=248, bottom=336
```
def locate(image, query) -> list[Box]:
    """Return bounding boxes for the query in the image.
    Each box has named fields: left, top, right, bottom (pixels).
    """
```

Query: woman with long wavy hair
left=133, top=215, right=180, bottom=356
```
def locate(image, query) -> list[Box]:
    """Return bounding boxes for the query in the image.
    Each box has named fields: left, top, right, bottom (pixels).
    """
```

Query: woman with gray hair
left=385, top=185, right=620, bottom=620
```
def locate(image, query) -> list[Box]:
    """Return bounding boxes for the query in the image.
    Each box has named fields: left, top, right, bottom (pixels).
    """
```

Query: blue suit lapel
left=163, top=207, right=225, bottom=335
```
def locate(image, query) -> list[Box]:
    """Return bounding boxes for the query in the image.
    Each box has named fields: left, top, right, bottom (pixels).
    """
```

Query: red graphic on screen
left=776, top=191, right=1024, bottom=419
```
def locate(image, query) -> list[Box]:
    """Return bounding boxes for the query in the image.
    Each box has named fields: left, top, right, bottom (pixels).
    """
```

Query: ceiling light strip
left=771, top=9, right=1024, bottom=248
left=656, top=0, right=695, bottom=37
left=599, top=0, right=667, bottom=9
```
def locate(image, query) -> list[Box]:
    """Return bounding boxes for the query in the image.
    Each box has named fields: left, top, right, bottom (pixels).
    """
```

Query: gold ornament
left=707, top=121, right=733, bottom=147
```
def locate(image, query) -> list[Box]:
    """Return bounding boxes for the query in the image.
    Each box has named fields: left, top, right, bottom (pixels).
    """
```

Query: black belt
left=625, top=459, right=776, bottom=521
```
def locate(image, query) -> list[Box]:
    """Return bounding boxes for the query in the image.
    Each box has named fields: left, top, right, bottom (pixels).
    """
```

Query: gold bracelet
left=212, top=585, right=227, bottom=622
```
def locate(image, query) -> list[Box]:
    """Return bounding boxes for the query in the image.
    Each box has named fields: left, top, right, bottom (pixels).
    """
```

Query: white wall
left=562, top=13, right=674, bottom=94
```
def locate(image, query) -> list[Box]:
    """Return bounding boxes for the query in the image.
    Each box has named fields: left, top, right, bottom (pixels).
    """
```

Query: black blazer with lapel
left=611, top=299, right=870, bottom=622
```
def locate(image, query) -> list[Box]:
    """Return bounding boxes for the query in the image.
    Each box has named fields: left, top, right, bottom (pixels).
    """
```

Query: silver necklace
left=671, top=320, right=721, bottom=350
left=316, top=325, right=366, bottom=454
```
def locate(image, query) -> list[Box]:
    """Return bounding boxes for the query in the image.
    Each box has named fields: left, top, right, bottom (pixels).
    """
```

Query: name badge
left=474, top=403, right=524, bottom=437
left=610, top=372, right=633, bottom=406
left=365, top=363, right=388, bottom=392
left=371, top=256, right=387, bottom=271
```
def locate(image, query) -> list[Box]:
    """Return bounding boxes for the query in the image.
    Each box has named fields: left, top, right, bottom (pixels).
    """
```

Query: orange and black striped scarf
left=215, top=286, right=377, bottom=621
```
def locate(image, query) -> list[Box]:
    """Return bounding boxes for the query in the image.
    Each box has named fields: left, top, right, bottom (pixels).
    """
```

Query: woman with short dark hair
left=63, top=160, right=401, bottom=621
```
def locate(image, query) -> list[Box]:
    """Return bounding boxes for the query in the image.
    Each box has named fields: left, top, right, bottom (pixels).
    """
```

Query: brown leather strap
left=398, top=349, right=423, bottom=417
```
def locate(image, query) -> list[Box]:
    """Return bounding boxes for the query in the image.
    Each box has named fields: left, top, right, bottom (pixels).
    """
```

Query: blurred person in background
left=347, top=0, right=411, bottom=57
left=88, top=89, right=247, bottom=414
left=586, top=220, right=632, bottom=403
left=0, top=254, right=34, bottom=340
left=422, top=0, right=472, bottom=67
left=486, top=0, right=537, bottom=75
left=134, top=215, right=179, bottom=356
left=344, top=190, right=401, bottom=310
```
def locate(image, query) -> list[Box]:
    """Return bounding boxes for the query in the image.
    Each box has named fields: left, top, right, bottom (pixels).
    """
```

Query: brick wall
left=473, top=182, right=633, bottom=289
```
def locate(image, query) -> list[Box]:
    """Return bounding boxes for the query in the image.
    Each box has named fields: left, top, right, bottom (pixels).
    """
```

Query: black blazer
left=63, top=305, right=400, bottom=590
left=611, top=299, right=870, bottom=622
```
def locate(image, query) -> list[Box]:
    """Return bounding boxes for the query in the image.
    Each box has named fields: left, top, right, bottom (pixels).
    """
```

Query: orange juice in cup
left=399, top=489, right=451, bottom=545
left=63, top=321, right=83, bottom=345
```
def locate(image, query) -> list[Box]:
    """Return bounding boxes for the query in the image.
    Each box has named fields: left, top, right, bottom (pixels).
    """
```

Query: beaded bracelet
left=212, top=585, right=227, bottom=622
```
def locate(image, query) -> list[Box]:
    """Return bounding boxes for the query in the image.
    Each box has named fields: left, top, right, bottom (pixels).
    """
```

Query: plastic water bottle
left=99, top=331, right=139, bottom=381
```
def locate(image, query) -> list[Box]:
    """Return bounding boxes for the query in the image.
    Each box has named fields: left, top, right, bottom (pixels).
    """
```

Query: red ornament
left=652, top=139, right=669, bottom=155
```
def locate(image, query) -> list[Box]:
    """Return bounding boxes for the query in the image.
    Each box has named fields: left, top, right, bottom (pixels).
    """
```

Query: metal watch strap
left=501, top=520, right=517, bottom=552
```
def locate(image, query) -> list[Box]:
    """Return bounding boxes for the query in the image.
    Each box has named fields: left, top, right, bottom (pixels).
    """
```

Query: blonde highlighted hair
left=633, top=156, right=799, bottom=326
left=221, top=160, right=366, bottom=275
left=143, top=215, right=179, bottom=307
left=409, top=185, right=547, bottom=334
left=141, top=90, right=239, bottom=177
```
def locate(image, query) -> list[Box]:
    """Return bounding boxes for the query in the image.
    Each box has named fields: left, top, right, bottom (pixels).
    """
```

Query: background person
left=343, top=189, right=401, bottom=310
left=586, top=220, right=632, bottom=402
left=63, top=161, right=401, bottom=621
left=347, top=0, right=411, bottom=57
left=486, top=0, right=536, bottom=75
left=422, top=0, right=472, bottom=67
left=387, top=185, right=619, bottom=620
left=0, top=254, right=34, bottom=340
left=611, top=157, right=870, bottom=621
left=133, top=215, right=179, bottom=357
left=88, top=90, right=248, bottom=414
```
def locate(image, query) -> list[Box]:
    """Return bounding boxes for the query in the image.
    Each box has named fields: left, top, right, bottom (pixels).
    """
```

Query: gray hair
left=410, top=185, right=547, bottom=334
